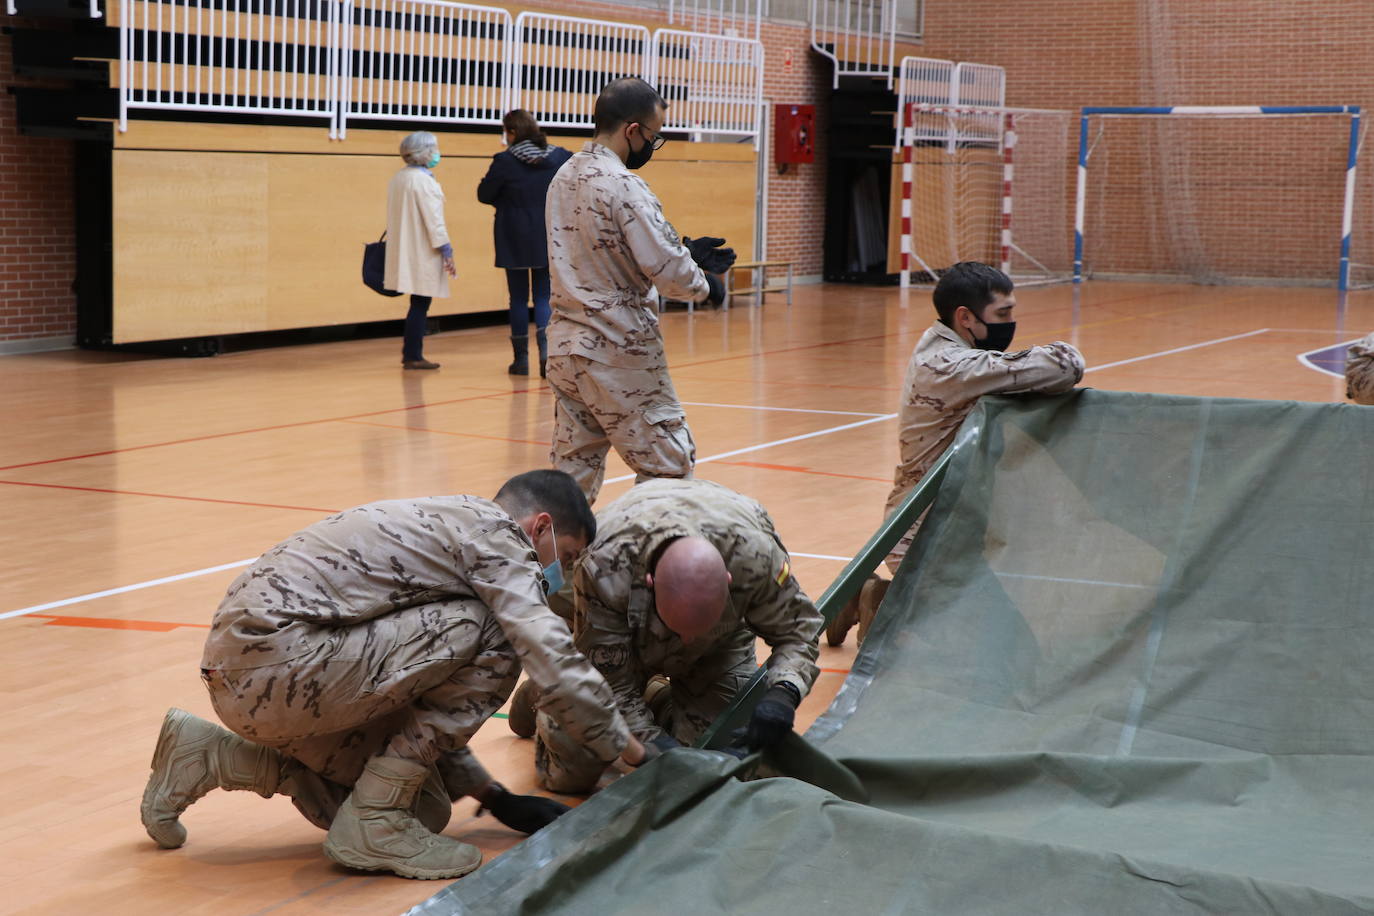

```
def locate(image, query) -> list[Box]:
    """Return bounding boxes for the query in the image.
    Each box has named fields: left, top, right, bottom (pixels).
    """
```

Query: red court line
left=0, top=387, right=546, bottom=472
left=340, top=419, right=547, bottom=446
left=30, top=613, right=211, bottom=632
left=0, top=479, right=341, bottom=513
left=716, top=460, right=890, bottom=484
left=820, top=667, right=851, bottom=675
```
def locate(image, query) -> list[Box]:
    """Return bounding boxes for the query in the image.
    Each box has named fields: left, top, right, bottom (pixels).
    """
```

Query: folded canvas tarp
left=416, top=390, right=1374, bottom=915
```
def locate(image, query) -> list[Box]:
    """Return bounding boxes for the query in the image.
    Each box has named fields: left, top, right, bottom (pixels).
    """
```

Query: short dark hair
left=932, top=261, right=1014, bottom=326
left=495, top=470, right=597, bottom=543
left=593, top=77, right=667, bottom=134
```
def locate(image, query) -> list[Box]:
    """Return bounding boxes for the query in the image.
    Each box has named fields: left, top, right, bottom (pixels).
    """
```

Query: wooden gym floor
left=0, top=280, right=1366, bottom=915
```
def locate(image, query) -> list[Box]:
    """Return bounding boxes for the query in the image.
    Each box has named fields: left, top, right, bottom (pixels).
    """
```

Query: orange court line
left=820, top=667, right=851, bottom=675
left=338, top=419, right=548, bottom=446
left=30, top=613, right=211, bottom=632
left=0, top=386, right=547, bottom=472
left=0, top=479, right=341, bottom=514
left=716, top=460, right=891, bottom=484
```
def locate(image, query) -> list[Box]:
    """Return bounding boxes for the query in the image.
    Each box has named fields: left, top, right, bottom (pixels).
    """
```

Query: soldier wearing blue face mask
left=139, top=469, right=647, bottom=881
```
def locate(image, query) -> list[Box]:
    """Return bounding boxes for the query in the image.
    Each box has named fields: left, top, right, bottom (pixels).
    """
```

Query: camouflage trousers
left=545, top=354, right=696, bottom=505
left=883, top=480, right=931, bottom=575
left=204, top=597, right=519, bottom=793
left=533, top=647, right=756, bottom=793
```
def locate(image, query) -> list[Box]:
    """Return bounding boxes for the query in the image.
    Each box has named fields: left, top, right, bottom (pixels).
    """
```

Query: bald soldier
left=139, top=470, right=648, bottom=880
left=521, top=478, right=824, bottom=793
left=545, top=77, right=736, bottom=504
left=1346, top=332, right=1374, bottom=404
left=830, top=262, right=1084, bottom=647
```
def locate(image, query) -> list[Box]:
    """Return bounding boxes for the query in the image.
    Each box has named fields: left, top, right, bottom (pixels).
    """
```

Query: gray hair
left=399, top=131, right=439, bottom=166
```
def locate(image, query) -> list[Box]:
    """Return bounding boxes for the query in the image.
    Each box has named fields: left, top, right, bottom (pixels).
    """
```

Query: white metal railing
left=510, top=12, right=650, bottom=131
left=337, top=0, right=510, bottom=138
left=896, top=55, right=954, bottom=144
left=896, top=55, right=1007, bottom=150
left=120, top=0, right=340, bottom=134
left=809, top=0, right=896, bottom=89
left=651, top=29, right=763, bottom=143
left=115, top=3, right=764, bottom=144
left=666, top=0, right=760, bottom=41
left=952, top=61, right=1005, bottom=143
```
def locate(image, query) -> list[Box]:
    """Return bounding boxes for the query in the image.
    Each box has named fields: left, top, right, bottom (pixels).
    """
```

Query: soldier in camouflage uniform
left=530, top=478, right=824, bottom=793
left=1346, top=332, right=1374, bottom=404
left=831, top=263, right=1084, bottom=645
left=139, top=470, right=648, bottom=880
left=545, top=77, right=735, bottom=504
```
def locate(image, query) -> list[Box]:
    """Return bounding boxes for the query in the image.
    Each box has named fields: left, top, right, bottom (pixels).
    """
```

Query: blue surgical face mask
left=542, top=520, right=565, bottom=594
left=426, top=153, right=441, bottom=169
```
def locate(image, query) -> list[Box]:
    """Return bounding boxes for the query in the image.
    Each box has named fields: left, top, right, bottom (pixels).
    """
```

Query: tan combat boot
left=141, top=707, right=346, bottom=848
left=855, top=575, right=891, bottom=645
left=506, top=679, right=541, bottom=739
left=643, top=674, right=673, bottom=728
left=323, top=756, right=482, bottom=880
left=826, top=590, right=862, bottom=647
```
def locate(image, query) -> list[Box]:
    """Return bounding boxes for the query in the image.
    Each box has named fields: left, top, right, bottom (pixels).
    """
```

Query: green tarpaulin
left=415, top=390, right=1374, bottom=915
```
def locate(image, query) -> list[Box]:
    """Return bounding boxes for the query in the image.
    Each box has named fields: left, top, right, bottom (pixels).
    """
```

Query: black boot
left=508, top=335, right=529, bottom=376
left=536, top=328, right=548, bottom=379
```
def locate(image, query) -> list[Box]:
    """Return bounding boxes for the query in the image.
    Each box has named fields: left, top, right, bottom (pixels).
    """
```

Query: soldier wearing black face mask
left=831, top=263, right=1087, bottom=645
left=543, top=77, right=736, bottom=505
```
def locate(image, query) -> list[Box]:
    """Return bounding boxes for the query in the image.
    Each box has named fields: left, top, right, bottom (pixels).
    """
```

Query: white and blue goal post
left=1073, top=105, right=1363, bottom=290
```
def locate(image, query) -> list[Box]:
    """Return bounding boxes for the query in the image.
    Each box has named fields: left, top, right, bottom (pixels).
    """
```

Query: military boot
left=508, top=335, right=530, bottom=376
left=643, top=675, right=673, bottom=728
left=507, top=679, right=541, bottom=739
left=826, top=589, right=862, bottom=647
left=536, top=327, right=548, bottom=378
left=141, top=707, right=346, bottom=848
left=323, top=756, right=483, bottom=880
left=855, top=575, right=891, bottom=645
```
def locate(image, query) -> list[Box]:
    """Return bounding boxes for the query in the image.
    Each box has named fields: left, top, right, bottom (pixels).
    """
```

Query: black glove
left=704, top=272, right=726, bottom=306
left=684, top=236, right=738, bottom=275
left=744, top=682, right=801, bottom=751
left=480, top=783, right=571, bottom=835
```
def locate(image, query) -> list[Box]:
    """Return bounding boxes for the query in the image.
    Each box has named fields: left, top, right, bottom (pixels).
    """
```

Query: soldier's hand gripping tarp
left=414, top=390, right=1374, bottom=915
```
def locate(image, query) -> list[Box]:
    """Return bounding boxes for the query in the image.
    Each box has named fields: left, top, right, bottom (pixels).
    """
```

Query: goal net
left=1076, top=106, right=1367, bottom=289
left=899, top=104, right=1075, bottom=287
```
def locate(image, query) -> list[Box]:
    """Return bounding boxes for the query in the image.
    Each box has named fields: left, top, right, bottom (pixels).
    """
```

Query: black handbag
left=362, top=232, right=403, bottom=297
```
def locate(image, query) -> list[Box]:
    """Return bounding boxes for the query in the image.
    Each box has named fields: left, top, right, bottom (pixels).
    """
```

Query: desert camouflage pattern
left=531, top=479, right=822, bottom=790
left=1346, top=332, right=1374, bottom=405
left=545, top=354, right=695, bottom=504
left=545, top=141, right=710, bottom=370
left=535, top=651, right=755, bottom=793
left=884, top=321, right=1084, bottom=572
left=200, top=496, right=630, bottom=787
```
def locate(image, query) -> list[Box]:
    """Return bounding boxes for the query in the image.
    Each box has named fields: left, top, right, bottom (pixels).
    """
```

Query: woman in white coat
left=385, top=131, right=457, bottom=370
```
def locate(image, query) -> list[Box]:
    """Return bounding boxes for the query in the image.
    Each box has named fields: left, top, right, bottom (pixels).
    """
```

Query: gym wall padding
left=414, top=390, right=1374, bottom=915
left=110, top=123, right=757, bottom=343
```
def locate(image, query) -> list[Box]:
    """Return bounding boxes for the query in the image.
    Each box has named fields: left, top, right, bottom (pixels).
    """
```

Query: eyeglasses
left=636, top=125, right=668, bottom=151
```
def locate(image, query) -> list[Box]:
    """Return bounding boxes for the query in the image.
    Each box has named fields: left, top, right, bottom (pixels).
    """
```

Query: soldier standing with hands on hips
left=544, top=77, right=737, bottom=505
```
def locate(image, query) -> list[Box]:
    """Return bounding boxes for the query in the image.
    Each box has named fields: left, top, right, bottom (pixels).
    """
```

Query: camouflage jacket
left=201, top=496, right=630, bottom=761
left=545, top=142, right=710, bottom=369
left=572, top=479, right=823, bottom=739
left=885, top=321, right=1085, bottom=516
left=1347, top=332, right=1374, bottom=405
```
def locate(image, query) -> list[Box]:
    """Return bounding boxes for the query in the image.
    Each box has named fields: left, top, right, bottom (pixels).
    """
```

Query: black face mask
left=625, top=129, right=654, bottom=170
left=972, top=319, right=1016, bottom=351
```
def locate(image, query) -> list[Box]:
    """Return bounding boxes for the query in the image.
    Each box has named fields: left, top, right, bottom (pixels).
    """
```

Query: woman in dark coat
left=477, top=110, right=572, bottom=377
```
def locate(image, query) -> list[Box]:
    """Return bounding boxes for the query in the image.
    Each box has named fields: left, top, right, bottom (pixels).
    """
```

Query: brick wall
left=0, top=23, right=76, bottom=345
left=915, top=0, right=1374, bottom=284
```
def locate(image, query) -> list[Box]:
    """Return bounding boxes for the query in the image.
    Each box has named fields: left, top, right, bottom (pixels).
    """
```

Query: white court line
left=602, top=413, right=897, bottom=486
left=0, top=558, right=256, bottom=621
left=1084, top=328, right=1270, bottom=373
left=1295, top=336, right=1363, bottom=380
left=680, top=401, right=887, bottom=418
left=996, top=572, right=1153, bottom=590
left=2, top=414, right=897, bottom=621
left=791, top=552, right=855, bottom=562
